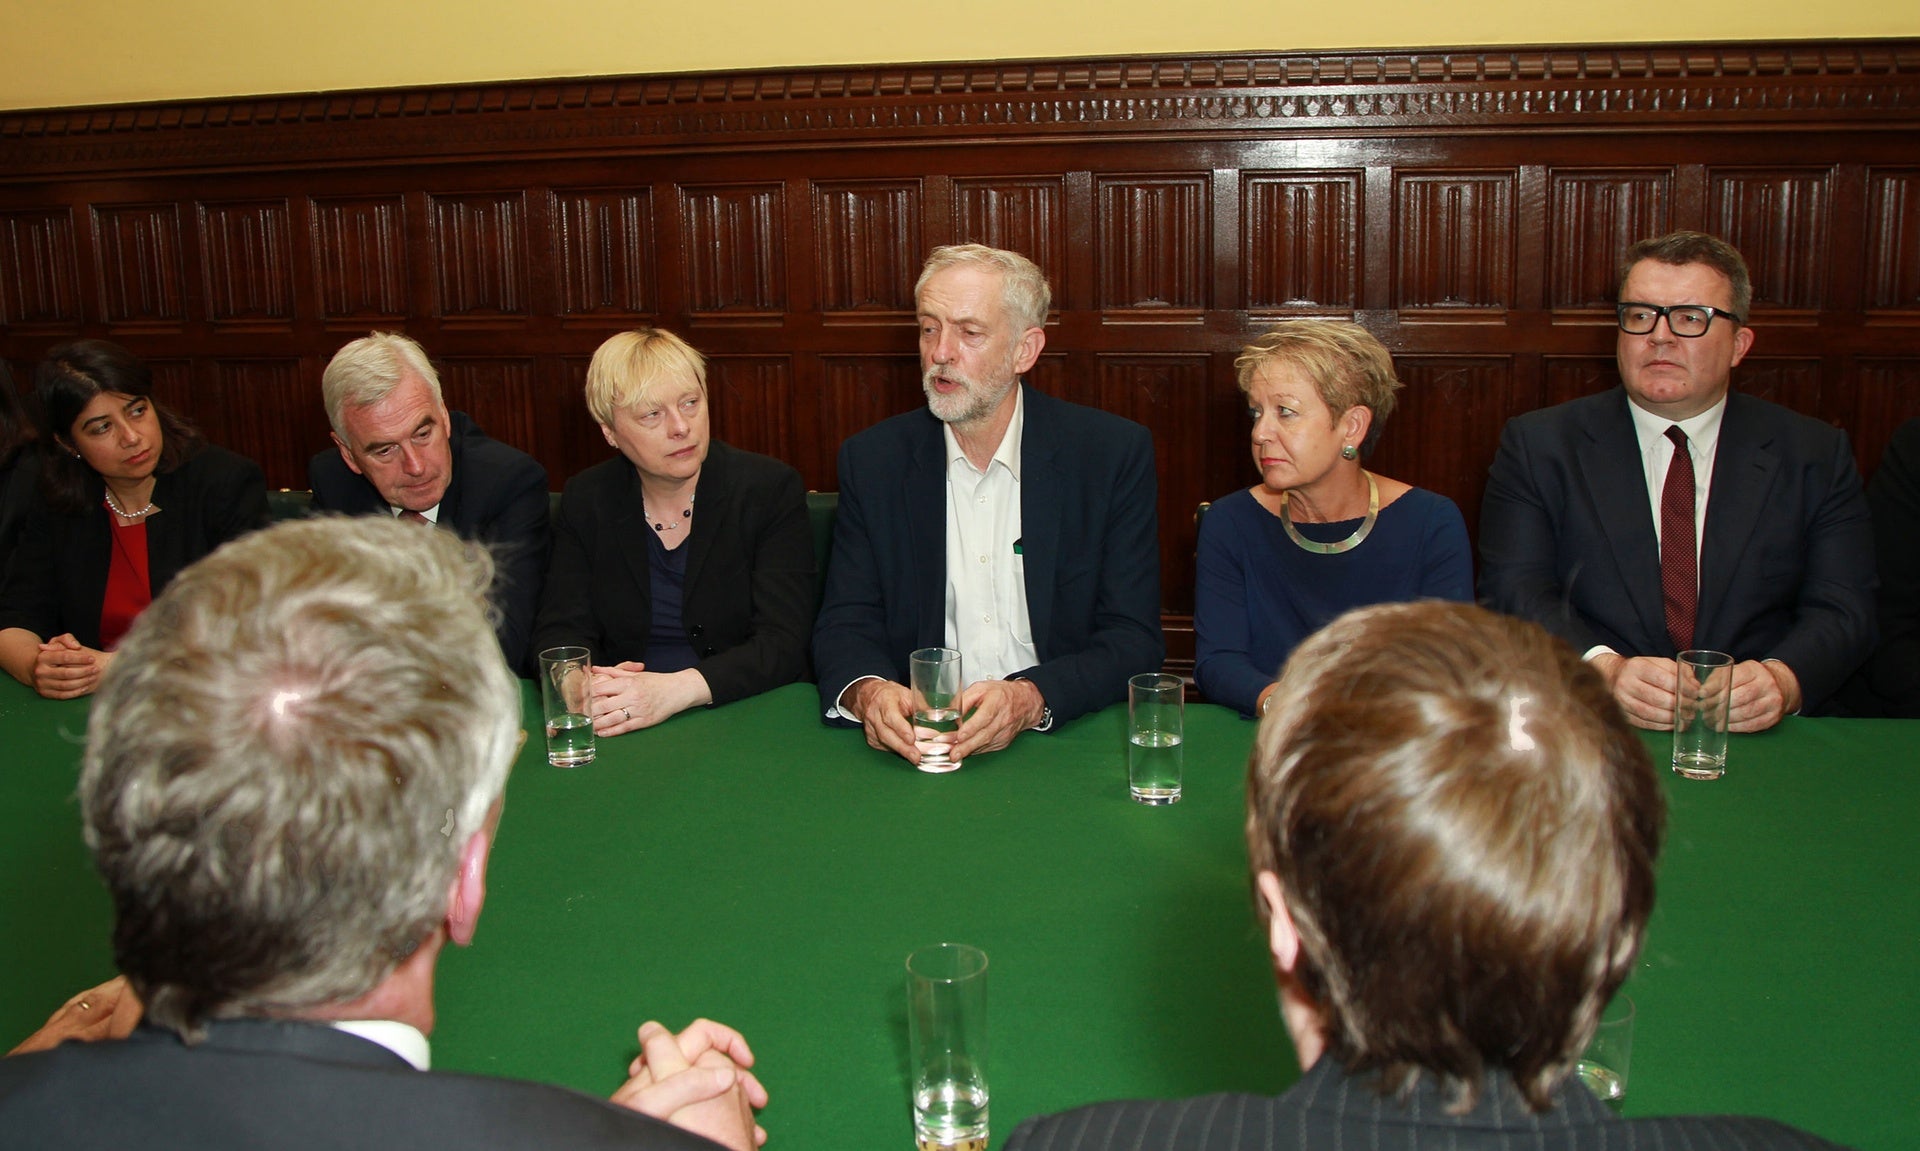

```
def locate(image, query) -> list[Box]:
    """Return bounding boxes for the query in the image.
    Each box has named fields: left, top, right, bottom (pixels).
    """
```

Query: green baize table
left=2, top=679, right=1914, bottom=1150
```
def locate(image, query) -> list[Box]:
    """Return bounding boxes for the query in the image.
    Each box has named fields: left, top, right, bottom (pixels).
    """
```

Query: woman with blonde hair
left=1194, top=320, right=1471, bottom=717
left=533, top=327, right=814, bottom=733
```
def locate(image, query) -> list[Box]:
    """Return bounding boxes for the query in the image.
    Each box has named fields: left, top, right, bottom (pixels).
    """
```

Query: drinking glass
left=1576, top=994, right=1635, bottom=1108
left=910, top=647, right=964, bottom=773
left=1127, top=672, right=1184, bottom=804
left=906, top=943, right=989, bottom=1151
left=538, top=645, right=595, bottom=767
left=1673, top=649, right=1733, bottom=779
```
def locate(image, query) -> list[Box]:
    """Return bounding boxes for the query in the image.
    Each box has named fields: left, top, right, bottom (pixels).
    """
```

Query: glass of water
left=1128, top=672, right=1184, bottom=804
left=1576, top=994, right=1634, bottom=1108
left=906, top=943, right=989, bottom=1151
left=910, top=647, right=964, bottom=773
left=538, top=645, right=595, bottom=767
left=1673, top=650, right=1733, bottom=779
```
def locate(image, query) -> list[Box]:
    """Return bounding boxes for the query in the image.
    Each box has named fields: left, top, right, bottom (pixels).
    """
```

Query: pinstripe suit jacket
left=1004, top=1059, right=1849, bottom=1151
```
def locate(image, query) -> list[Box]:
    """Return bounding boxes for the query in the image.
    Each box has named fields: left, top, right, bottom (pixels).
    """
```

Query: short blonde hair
left=585, top=328, right=708, bottom=426
left=1235, top=321, right=1402, bottom=450
left=914, top=244, right=1051, bottom=332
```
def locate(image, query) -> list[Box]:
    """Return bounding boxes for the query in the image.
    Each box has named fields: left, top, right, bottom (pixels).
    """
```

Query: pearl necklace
left=103, top=488, right=159, bottom=521
left=1279, top=471, right=1378, bottom=555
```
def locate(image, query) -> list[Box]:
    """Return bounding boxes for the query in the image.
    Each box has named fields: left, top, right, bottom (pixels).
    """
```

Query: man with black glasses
left=1480, top=231, right=1875, bottom=730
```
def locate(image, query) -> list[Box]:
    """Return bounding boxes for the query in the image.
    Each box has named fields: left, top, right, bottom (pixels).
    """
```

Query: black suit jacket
left=0, top=445, right=268, bottom=647
left=1005, top=1059, right=1849, bottom=1151
left=812, top=385, right=1164, bottom=726
left=310, top=411, right=549, bottom=674
left=0, top=1020, right=726, bottom=1150
left=533, top=440, right=814, bottom=705
left=1479, top=388, right=1876, bottom=710
left=1836, top=416, right=1920, bottom=716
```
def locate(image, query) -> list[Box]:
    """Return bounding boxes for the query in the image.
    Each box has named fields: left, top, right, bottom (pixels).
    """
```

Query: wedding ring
left=623, top=707, right=631, bottom=722
left=77, top=1001, right=91, bottom=1012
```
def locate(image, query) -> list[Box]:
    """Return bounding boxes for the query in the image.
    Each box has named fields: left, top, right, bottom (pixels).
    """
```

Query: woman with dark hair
left=0, top=359, right=40, bottom=567
left=0, top=340, right=269, bottom=699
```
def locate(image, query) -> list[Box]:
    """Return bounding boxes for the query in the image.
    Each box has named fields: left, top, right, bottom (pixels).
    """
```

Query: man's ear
left=331, top=433, right=365, bottom=478
left=1730, top=322, right=1756, bottom=367
left=445, top=827, right=493, bottom=947
left=1256, top=869, right=1302, bottom=975
left=1013, top=325, right=1046, bottom=376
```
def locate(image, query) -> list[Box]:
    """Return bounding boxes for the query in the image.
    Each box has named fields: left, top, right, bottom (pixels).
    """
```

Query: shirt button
left=978, top=554, right=988, bottom=563
left=983, top=615, right=993, bottom=623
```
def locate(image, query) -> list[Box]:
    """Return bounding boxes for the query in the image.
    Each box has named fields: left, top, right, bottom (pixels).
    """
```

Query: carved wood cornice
left=3, top=41, right=1918, bottom=178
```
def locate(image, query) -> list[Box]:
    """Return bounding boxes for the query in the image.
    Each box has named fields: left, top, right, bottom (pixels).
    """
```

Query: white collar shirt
left=332, top=1019, right=430, bottom=1070
left=943, top=388, right=1037, bottom=684
left=1627, top=392, right=1726, bottom=571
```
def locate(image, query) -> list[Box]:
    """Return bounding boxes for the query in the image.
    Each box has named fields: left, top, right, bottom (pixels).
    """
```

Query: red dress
left=98, top=513, right=152, bottom=651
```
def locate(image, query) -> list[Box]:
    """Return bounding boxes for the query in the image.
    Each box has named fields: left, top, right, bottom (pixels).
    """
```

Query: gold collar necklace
left=1279, top=471, right=1378, bottom=555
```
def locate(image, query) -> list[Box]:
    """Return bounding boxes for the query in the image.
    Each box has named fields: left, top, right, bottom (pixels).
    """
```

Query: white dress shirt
left=333, top=1019, right=430, bottom=1070
left=944, top=388, right=1037, bottom=683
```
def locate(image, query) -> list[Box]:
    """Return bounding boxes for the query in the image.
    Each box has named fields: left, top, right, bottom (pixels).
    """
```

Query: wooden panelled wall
left=4, top=41, right=1920, bottom=668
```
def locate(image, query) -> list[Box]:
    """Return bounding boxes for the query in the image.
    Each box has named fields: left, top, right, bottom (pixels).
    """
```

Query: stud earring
left=1340, top=444, right=1358, bottom=460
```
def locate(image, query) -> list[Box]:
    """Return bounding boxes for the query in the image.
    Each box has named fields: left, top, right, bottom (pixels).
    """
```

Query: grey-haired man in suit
left=0, top=517, right=764, bottom=1150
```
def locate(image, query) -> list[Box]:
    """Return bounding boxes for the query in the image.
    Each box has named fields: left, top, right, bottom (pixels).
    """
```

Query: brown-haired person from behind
left=0, top=359, right=42, bottom=567
left=1006, top=601, right=1850, bottom=1151
left=0, top=340, right=268, bottom=699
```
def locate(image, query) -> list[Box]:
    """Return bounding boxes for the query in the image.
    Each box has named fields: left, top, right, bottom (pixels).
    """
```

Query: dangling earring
left=1340, top=444, right=1358, bottom=461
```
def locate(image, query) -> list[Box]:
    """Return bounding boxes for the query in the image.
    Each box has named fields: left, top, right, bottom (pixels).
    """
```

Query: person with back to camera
left=0, top=339, right=268, bottom=699
left=1006, top=599, right=1850, bottom=1151
left=0, top=516, right=767, bottom=1150
left=1193, top=320, right=1471, bottom=717
left=533, top=327, right=815, bottom=735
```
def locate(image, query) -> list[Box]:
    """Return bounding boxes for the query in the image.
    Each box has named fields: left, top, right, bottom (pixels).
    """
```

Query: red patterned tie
left=1660, top=425, right=1697, bottom=652
left=399, top=510, right=430, bottom=525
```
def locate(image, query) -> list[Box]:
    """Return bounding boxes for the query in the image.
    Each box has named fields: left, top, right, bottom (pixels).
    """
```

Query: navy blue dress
left=1194, top=485, right=1473, bottom=715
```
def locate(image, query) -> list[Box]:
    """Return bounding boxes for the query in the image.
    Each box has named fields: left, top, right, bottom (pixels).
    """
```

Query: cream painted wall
left=2, top=0, right=1916, bottom=112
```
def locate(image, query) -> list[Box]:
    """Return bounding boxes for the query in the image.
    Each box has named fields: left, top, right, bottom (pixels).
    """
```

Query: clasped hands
left=588, top=662, right=714, bottom=737
left=1594, top=652, right=1801, bottom=733
left=849, top=676, right=1046, bottom=767
left=611, top=1018, right=767, bottom=1150
left=31, top=634, right=113, bottom=700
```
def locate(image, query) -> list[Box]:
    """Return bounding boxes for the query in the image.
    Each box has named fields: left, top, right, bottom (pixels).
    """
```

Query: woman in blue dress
left=1195, top=321, right=1472, bottom=716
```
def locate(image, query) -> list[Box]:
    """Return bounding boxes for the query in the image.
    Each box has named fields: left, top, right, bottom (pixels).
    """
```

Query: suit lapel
left=1698, top=396, right=1776, bottom=646
left=683, top=443, right=725, bottom=590
left=613, top=463, right=653, bottom=597
left=1018, top=386, right=1059, bottom=660
left=1575, top=395, right=1667, bottom=652
left=910, top=418, right=946, bottom=646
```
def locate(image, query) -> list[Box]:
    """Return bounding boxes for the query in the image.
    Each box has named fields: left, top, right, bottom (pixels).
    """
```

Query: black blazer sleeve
left=684, top=446, right=815, bottom=705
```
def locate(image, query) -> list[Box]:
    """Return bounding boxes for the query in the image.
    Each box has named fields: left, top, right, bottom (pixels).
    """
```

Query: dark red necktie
left=399, top=510, right=430, bottom=525
left=1660, top=425, right=1697, bottom=652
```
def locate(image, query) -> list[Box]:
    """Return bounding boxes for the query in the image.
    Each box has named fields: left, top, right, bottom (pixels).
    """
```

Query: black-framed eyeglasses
left=1616, top=302, right=1743, bottom=338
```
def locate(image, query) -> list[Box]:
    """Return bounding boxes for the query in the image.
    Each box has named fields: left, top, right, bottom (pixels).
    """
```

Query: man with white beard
left=813, top=244, right=1163, bottom=768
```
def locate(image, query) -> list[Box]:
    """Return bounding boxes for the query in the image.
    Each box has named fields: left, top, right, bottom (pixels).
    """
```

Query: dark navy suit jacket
left=1479, top=388, right=1875, bottom=711
left=812, top=385, right=1164, bottom=726
left=0, top=1020, right=726, bottom=1150
left=311, top=411, right=549, bottom=675
left=1005, top=1058, right=1849, bottom=1151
